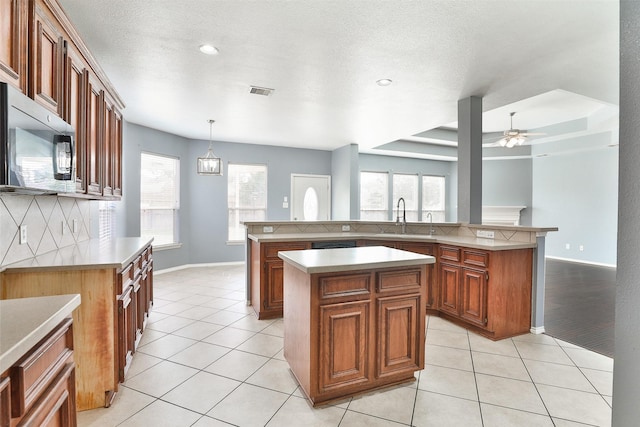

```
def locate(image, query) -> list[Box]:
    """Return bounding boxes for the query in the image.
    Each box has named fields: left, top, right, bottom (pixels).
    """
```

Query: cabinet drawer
left=319, top=273, right=371, bottom=300
left=462, top=250, right=489, bottom=268
left=264, top=242, right=309, bottom=259
left=133, top=256, right=142, bottom=279
left=119, top=264, right=133, bottom=294
left=9, top=318, right=73, bottom=418
left=439, top=246, right=460, bottom=262
left=377, top=268, right=423, bottom=294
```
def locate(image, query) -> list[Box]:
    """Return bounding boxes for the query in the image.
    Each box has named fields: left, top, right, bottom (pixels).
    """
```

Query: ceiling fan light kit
left=495, top=111, right=543, bottom=148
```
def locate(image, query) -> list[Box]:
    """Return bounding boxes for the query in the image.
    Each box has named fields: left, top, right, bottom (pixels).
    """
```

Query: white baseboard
left=155, top=261, right=245, bottom=275
left=530, top=326, right=546, bottom=335
left=545, top=256, right=616, bottom=269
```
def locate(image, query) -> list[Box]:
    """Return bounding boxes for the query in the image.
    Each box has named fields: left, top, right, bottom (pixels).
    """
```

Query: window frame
left=140, top=151, right=181, bottom=249
left=359, top=171, right=390, bottom=221
left=227, top=162, right=268, bottom=243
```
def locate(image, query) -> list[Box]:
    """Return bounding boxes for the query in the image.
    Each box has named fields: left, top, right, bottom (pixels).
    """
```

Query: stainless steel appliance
left=1, top=82, right=75, bottom=194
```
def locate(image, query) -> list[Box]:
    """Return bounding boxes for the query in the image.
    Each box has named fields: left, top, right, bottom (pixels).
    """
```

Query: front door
left=291, top=174, right=331, bottom=221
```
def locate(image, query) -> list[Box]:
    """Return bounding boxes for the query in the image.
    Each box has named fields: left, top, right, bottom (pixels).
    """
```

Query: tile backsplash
left=0, top=194, right=92, bottom=266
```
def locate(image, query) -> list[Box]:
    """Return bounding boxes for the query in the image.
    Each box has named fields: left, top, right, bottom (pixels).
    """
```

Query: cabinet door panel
left=86, top=76, right=103, bottom=195
left=0, top=0, right=27, bottom=91
left=377, top=294, right=422, bottom=377
left=319, top=301, right=370, bottom=392
left=438, top=263, right=460, bottom=316
left=31, top=2, right=63, bottom=114
left=461, top=268, right=488, bottom=327
left=117, top=287, right=134, bottom=383
left=64, top=42, right=87, bottom=193
left=264, top=261, right=284, bottom=311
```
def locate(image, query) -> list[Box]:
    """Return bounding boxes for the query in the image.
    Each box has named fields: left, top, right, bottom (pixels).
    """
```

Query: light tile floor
left=78, top=264, right=613, bottom=427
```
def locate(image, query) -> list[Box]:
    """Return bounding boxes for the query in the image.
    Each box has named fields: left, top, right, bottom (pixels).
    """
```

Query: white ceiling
left=57, top=0, right=619, bottom=154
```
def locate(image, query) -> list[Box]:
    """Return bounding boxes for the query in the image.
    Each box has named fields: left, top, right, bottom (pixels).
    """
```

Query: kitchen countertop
left=0, top=294, right=81, bottom=373
left=249, top=232, right=536, bottom=251
left=1, top=237, right=153, bottom=273
left=278, top=245, right=435, bottom=274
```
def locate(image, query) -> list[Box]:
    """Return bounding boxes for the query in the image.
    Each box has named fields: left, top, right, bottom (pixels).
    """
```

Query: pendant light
left=197, top=119, right=223, bottom=175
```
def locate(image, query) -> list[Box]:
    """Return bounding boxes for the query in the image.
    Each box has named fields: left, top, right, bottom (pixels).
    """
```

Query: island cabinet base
left=283, top=263, right=427, bottom=406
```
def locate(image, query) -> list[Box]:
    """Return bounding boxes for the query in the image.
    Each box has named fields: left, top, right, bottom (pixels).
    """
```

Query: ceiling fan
left=487, top=112, right=546, bottom=148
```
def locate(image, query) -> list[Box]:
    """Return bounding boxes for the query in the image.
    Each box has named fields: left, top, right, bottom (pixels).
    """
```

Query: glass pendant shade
left=197, top=119, right=223, bottom=176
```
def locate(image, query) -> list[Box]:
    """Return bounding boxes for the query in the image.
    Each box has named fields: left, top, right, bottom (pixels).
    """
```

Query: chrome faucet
left=396, top=197, right=406, bottom=234
left=426, top=212, right=436, bottom=235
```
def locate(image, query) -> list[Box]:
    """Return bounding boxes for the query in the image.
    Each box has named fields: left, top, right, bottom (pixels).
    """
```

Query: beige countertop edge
left=0, top=294, right=81, bottom=373
left=249, top=233, right=536, bottom=251
left=279, top=246, right=436, bottom=275
left=0, top=237, right=153, bottom=273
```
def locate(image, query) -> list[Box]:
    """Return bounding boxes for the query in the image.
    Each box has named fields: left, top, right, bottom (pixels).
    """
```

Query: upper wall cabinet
left=0, top=0, right=124, bottom=200
left=30, top=0, right=64, bottom=115
left=0, top=0, right=28, bottom=92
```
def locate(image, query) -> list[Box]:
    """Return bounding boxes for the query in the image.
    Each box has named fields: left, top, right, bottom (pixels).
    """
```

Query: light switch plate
left=263, top=226, right=274, bottom=233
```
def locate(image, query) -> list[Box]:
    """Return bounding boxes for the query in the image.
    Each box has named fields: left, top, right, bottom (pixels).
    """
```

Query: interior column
left=457, top=96, right=483, bottom=224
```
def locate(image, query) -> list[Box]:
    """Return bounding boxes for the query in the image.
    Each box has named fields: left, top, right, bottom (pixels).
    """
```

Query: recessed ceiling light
left=376, top=79, right=393, bottom=86
left=199, top=44, right=219, bottom=55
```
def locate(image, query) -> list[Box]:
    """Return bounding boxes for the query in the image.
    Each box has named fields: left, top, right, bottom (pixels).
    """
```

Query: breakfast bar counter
left=279, top=246, right=434, bottom=406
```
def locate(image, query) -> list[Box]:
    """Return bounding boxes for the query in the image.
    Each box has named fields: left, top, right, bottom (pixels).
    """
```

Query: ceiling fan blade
left=519, top=132, right=546, bottom=136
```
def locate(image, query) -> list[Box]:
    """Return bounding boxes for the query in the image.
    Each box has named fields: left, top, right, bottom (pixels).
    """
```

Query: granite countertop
left=249, top=232, right=536, bottom=251
left=278, top=245, right=436, bottom=274
left=1, top=237, right=153, bottom=273
left=0, top=294, right=81, bottom=373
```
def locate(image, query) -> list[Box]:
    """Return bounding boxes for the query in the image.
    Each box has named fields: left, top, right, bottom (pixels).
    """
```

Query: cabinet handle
left=485, top=271, right=489, bottom=281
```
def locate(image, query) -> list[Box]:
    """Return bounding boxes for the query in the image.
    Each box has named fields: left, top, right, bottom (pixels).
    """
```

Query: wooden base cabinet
left=436, top=245, right=532, bottom=340
left=284, top=263, right=427, bottom=406
left=250, top=240, right=310, bottom=319
left=1, top=243, right=153, bottom=411
left=0, top=318, right=77, bottom=427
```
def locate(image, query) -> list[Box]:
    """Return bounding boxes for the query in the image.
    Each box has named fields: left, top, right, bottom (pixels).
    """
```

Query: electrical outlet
left=476, top=230, right=495, bottom=239
left=579, top=245, right=584, bottom=251
left=73, top=219, right=78, bottom=233
left=62, top=220, right=67, bottom=235
left=565, top=243, right=571, bottom=250
left=263, top=226, right=274, bottom=233
left=341, top=225, right=351, bottom=232
left=19, top=225, right=27, bottom=245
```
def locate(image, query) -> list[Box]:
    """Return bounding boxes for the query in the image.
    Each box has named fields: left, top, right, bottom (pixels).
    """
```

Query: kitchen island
left=279, top=246, right=435, bottom=406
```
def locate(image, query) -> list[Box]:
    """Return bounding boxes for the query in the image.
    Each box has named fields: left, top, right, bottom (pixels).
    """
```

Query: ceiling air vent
left=249, top=86, right=274, bottom=96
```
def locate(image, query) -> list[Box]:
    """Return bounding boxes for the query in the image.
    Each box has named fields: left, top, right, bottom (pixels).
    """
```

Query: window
left=392, top=174, right=419, bottom=221
left=422, top=175, right=446, bottom=222
left=98, top=201, right=117, bottom=240
left=360, top=171, right=389, bottom=220
left=140, top=152, right=180, bottom=246
left=228, top=163, right=267, bottom=241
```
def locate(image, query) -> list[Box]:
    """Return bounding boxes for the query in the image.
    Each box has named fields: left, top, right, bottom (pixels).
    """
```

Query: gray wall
left=532, top=141, right=618, bottom=266
left=483, top=158, right=533, bottom=226
left=613, top=1, right=640, bottom=424
left=120, top=123, right=192, bottom=269
left=119, top=122, right=332, bottom=270
left=186, top=138, right=331, bottom=265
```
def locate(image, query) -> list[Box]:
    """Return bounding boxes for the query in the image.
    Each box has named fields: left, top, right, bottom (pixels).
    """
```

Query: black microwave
left=1, top=82, right=75, bottom=194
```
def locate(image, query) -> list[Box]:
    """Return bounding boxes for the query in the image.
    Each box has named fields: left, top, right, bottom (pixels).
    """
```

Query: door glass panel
left=303, top=187, right=319, bottom=220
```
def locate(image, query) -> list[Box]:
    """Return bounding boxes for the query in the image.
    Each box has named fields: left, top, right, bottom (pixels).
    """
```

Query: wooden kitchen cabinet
left=250, top=240, right=311, bottom=319
left=0, top=0, right=28, bottom=92
left=1, top=318, right=76, bottom=427
left=1, top=240, right=154, bottom=411
left=0, top=0, right=124, bottom=200
left=283, top=259, right=427, bottom=406
left=396, top=242, right=437, bottom=310
left=436, top=245, right=532, bottom=340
